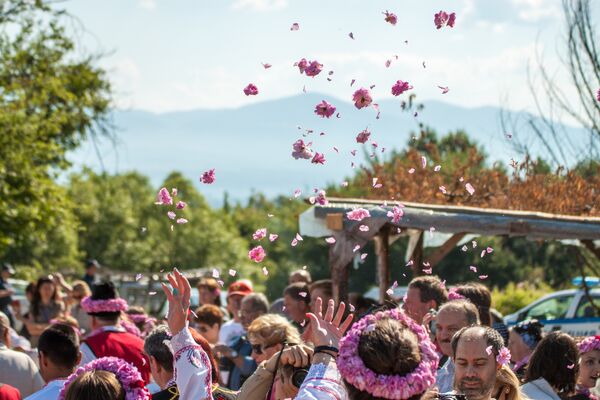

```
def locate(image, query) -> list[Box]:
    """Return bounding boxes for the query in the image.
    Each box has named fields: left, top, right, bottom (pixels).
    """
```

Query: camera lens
left=291, top=368, right=308, bottom=388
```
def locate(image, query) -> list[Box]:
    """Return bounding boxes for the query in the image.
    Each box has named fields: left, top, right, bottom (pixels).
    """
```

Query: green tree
left=0, top=1, right=111, bottom=271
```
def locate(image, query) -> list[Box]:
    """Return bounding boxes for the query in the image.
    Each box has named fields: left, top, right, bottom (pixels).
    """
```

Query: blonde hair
left=247, top=314, right=302, bottom=346
left=493, top=365, right=524, bottom=400
left=65, top=370, right=124, bottom=400
left=72, top=280, right=92, bottom=297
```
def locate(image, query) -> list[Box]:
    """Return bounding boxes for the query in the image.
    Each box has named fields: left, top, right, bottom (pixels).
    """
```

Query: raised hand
left=161, top=268, right=192, bottom=335
left=304, top=297, right=353, bottom=348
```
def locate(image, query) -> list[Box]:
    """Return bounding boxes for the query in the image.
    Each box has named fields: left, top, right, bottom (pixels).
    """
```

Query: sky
left=63, top=0, right=570, bottom=115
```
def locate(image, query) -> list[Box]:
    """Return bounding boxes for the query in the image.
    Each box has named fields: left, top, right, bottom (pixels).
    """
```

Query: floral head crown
left=579, top=336, right=600, bottom=354
left=337, top=308, right=439, bottom=399
left=448, top=288, right=466, bottom=300
left=58, top=357, right=150, bottom=400
left=81, top=296, right=128, bottom=314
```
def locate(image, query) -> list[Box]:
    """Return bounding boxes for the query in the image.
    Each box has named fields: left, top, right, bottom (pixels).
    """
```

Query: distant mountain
left=67, top=93, right=588, bottom=206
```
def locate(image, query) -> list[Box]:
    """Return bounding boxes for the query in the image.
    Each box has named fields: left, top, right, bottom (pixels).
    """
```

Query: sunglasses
left=251, top=343, right=277, bottom=355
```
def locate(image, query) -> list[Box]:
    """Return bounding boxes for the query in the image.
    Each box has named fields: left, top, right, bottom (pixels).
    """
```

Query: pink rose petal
left=325, top=237, right=336, bottom=244
left=243, top=83, right=259, bottom=96
left=269, top=234, right=278, bottom=242
left=290, top=23, right=299, bottom=31
left=201, top=169, right=216, bottom=184
left=248, top=246, right=266, bottom=263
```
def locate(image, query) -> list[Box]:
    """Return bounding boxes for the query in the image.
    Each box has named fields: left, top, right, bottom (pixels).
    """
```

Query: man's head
left=283, top=282, right=311, bottom=324
left=454, top=283, right=493, bottom=326
left=38, top=324, right=82, bottom=381
left=194, top=304, right=224, bottom=344
left=1, top=263, right=14, bottom=281
left=309, top=280, right=333, bottom=313
left=87, top=282, right=122, bottom=328
left=0, top=312, right=10, bottom=347
left=452, top=326, right=503, bottom=400
left=435, top=299, right=480, bottom=356
left=85, top=259, right=100, bottom=276
left=289, top=269, right=312, bottom=285
left=405, top=276, right=448, bottom=324
left=143, top=325, right=174, bottom=389
left=240, top=293, right=269, bottom=329
left=227, top=280, right=253, bottom=322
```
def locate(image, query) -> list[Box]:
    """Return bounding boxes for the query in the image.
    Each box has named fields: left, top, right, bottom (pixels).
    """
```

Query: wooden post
left=375, top=226, right=391, bottom=303
left=329, top=242, right=350, bottom=304
left=410, top=231, right=424, bottom=276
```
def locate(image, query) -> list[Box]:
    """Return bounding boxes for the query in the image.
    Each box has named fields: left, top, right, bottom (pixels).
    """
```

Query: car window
left=524, top=294, right=574, bottom=321
left=575, top=294, right=600, bottom=318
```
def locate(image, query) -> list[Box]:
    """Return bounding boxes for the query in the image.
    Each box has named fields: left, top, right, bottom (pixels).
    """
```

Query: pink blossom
left=360, top=253, right=368, bottom=261
left=253, top=228, right=267, bottom=241
left=496, top=347, right=511, bottom=366
left=387, top=205, right=404, bottom=224
left=487, top=247, right=494, bottom=254
left=304, top=60, right=323, bottom=77
left=314, top=190, right=328, bottom=205
left=176, top=218, right=188, bottom=224
left=465, top=183, right=475, bottom=195
left=434, top=165, right=441, bottom=172
left=325, top=237, right=336, bottom=244
left=167, top=211, right=176, bottom=220
left=201, top=169, right=216, bottom=184
left=486, top=345, right=493, bottom=355
left=391, top=80, right=413, bottom=96
left=291, top=139, right=314, bottom=159
left=248, top=246, right=266, bottom=263
left=448, top=13, right=457, bottom=27
left=295, top=58, right=308, bottom=73
left=156, top=188, right=173, bottom=205
left=269, top=234, right=278, bottom=242
left=421, top=156, right=427, bottom=169
left=356, top=129, right=371, bottom=143
left=176, top=201, right=186, bottom=210
left=290, top=22, right=299, bottom=31
left=439, top=186, right=447, bottom=194
left=383, top=10, right=398, bottom=25
left=352, top=88, right=373, bottom=109
left=597, top=88, right=600, bottom=101
left=470, top=265, right=478, bottom=272
left=438, top=85, right=449, bottom=94
left=347, top=208, right=371, bottom=221
left=243, top=83, right=259, bottom=96
left=314, top=100, right=336, bottom=118
left=479, top=275, right=488, bottom=280
left=359, top=225, right=369, bottom=232
left=408, top=168, right=415, bottom=174
left=311, top=152, right=326, bottom=164
left=434, top=11, right=449, bottom=29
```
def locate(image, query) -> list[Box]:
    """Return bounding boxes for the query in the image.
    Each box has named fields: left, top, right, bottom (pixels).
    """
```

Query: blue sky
left=64, top=0, right=568, bottom=114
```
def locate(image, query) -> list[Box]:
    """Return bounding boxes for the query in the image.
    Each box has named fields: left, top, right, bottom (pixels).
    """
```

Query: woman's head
left=454, top=283, right=492, bottom=326
left=33, top=277, right=58, bottom=315
left=283, top=282, right=311, bottom=324
left=337, top=309, right=438, bottom=400
left=525, top=331, right=579, bottom=395
left=576, top=336, right=600, bottom=389
left=493, top=365, right=523, bottom=400
left=71, top=281, right=91, bottom=303
left=64, top=370, right=124, bottom=400
left=508, top=319, right=544, bottom=363
left=197, top=278, right=221, bottom=307
left=194, top=304, right=224, bottom=344
left=247, top=314, right=301, bottom=364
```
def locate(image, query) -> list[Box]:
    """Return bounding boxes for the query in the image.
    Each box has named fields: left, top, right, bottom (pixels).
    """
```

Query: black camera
left=438, top=394, right=468, bottom=400
left=291, top=367, right=309, bottom=388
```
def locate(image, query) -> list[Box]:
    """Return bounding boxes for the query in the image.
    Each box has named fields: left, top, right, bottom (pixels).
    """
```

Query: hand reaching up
left=161, top=268, right=192, bottom=335
left=304, top=297, right=353, bottom=348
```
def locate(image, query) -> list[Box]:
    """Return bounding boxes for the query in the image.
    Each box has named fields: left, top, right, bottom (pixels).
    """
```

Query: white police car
left=504, top=277, right=600, bottom=337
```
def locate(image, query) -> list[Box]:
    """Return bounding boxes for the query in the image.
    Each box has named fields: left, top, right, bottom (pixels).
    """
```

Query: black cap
left=1, top=263, right=15, bottom=274
left=85, top=259, right=101, bottom=269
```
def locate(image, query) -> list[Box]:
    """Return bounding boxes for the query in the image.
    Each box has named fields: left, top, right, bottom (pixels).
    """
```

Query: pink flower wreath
left=81, top=296, right=128, bottom=314
left=337, top=308, right=439, bottom=399
left=579, top=336, right=600, bottom=354
left=59, top=357, right=150, bottom=400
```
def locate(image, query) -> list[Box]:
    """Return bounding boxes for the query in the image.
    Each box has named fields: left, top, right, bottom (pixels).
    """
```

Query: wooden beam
left=427, top=233, right=467, bottom=268
left=374, top=226, right=391, bottom=303
left=409, top=231, right=424, bottom=276
left=326, top=213, right=344, bottom=231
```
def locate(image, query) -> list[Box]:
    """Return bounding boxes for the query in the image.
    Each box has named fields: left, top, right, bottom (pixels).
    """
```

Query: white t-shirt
left=24, top=379, right=66, bottom=400
left=218, top=320, right=245, bottom=345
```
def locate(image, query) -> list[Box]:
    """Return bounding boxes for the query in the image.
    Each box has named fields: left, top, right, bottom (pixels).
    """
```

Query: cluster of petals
left=391, top=80, right=413, bottom=96
left=296, top=58, right=323, bottom=77
left=387, top=205, right=404, bottom=224
left=314, top=100, right=336, bottom=118
left=201, top=169, right=216, bottom=184
left=253, top=228, right=267, bottom=241
left=434, top=11, right=456, bottom=29
left=579, top=336, right=600, bottom=354
left=248, top=246, right=266, bottom=263
left=347, top=208, right=371, bottom=221
left=291, top=139, right=314, bottom=160
left=352, top=88, right=373, bottom=109
left=156, top=188, right=173, bottom=205
left=243, top=83, right=258, bottom=96
left=383, top=10, right=398, bottom=25
left=309, top=189, right=328, bottom=206
left=311, top=152, right=326, bottom=164
left=356, top=129, right=371, bottom=144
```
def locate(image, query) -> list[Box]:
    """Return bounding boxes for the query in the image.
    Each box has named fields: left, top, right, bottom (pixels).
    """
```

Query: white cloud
left=511, top=0, right=561, bottom=22
left=138, top=0, right=156, bottom=10
left=231, top=0, right=287, bottom=11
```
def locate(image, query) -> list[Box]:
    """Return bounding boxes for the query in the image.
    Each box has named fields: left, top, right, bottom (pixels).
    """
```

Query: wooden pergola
left=299, top=197, right=600, bottom=303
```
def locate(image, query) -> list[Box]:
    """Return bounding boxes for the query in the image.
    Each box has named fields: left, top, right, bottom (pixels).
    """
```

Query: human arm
left=162, top=269, right=212, bottom=400
left=214, top=343, right=255, bottom=374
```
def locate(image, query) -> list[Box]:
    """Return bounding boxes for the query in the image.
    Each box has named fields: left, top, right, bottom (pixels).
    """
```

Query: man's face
left=404, top=287, right=432, bottom=324
left=283, top=295, right=308, bottom=324
left=227, top=294, right=244, bottom=320
left=87, top=266, right=97, bottom=276
left=197, top=322, right=220, bottom=344
left=240, top=301, right=262, bottom=329
left=453, top=333, right=498, bottom=400
left=435, top=308, right=469, bottom=356
left=309, top=288, right=332, bottom=314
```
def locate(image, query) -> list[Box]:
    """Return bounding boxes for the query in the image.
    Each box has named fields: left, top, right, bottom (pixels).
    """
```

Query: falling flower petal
left=262, top=266, right=269, bottom=276
left=135, top=273, right=142, bottom=281
left=248, top=246, right=266, bottom=263
left=486, top=247, right=494, bottom=254
left=290, top=22, right=299, bottom=31
left=212, top=268, right=220, bottom=278
left=304, top=60, right=323, bottom=77
left=353, top=244, right=360, bottom=252
left=156, top=188, right=173, bottom=205
left=311, top=152, right=326, bottom=164
left=470, top=265, right=478, bottom=272
left=268, top=234, right=278, bottom=242
left=352, top=88, right=373, bottom=109
left=387, top=205, right=404, bottom=224
left=421, top=156, right=427, bottom=169
left=439, top=186, right=447, bottom=194
left=299, top=292, right=307, bottom=298
left=423, top=268, right=432, bottom=274
left=349, top=304, right=356, bottom=312
left=356, top=128, right=371, bottom=143
left=243, top=83, right=259, bottom=96
left=167, top=211, right=176, bottom=220
left=262, top=62, right=272, bottom=69
left=479, top=275, right=488, bottom=280
left=176, top=201, right=186, bottom=210
left=406, top=260, right=414, bottom=266
left=385, top=59, right=392, bottom=68
left=253, top=228, right=267, bottom=241
left=486, top=346, right=493, bottom=355
left=347, top=208, right=371, bottom=221
left=391, top=80, right=413, bottom=96
left=291, top=239, right=298, bottom=247
left=291, top=139, right=314, bottom=159
left=438, top=85, right=450, bottom=94
left=434, top=11, right=456, bottom=29
left=325, top=237, right=336, bottom=244
left=465, top=183, right=475, bottom=195
left=359, top=225, right=369, bottom=232
left=461, top=245, right=468, bottom=251
left=295, top=233, right=303, bottom=241
left=408, top=168, right=415, bottom=174
left=434, top=165, right=441, bottom=172
left=383, top=10, right=398, bottom=25
left=201, top=169, right=216, bottom=184
left=481, top=250, right=486, bottom=258
left=360, top=253, right=368, bottom=261
left=567, top=363, right=575, bottom=369
left=349, top=32, right=354, bottom=40
left=314, top=100, right=336, bottom=118
left=229, top=269, right=237, bottom=276
left=176, top=218, right=188, bottom=224
left=293, top=188, right=302, bottom=198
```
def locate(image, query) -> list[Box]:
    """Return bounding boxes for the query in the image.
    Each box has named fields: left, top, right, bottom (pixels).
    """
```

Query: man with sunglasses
left=214, top=293, right=269, bottom=390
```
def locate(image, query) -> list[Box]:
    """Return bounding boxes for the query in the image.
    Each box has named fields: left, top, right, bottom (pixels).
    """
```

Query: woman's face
left=197, top=322, right=220, bottom=344
left=250, top=340, right=282, bottom=364
left=508, top=330, right=531, bottom=362
left=39, top=282, right=55, bottom=303
left=283, top=295, right=308, bottom=324
left=579, top=350, right=600, bottom=389
left=199, top=287, right=217, bottom=306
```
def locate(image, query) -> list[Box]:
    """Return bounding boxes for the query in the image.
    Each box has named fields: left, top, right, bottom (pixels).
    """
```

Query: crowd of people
left=0, top=260, right=598, bottom=400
